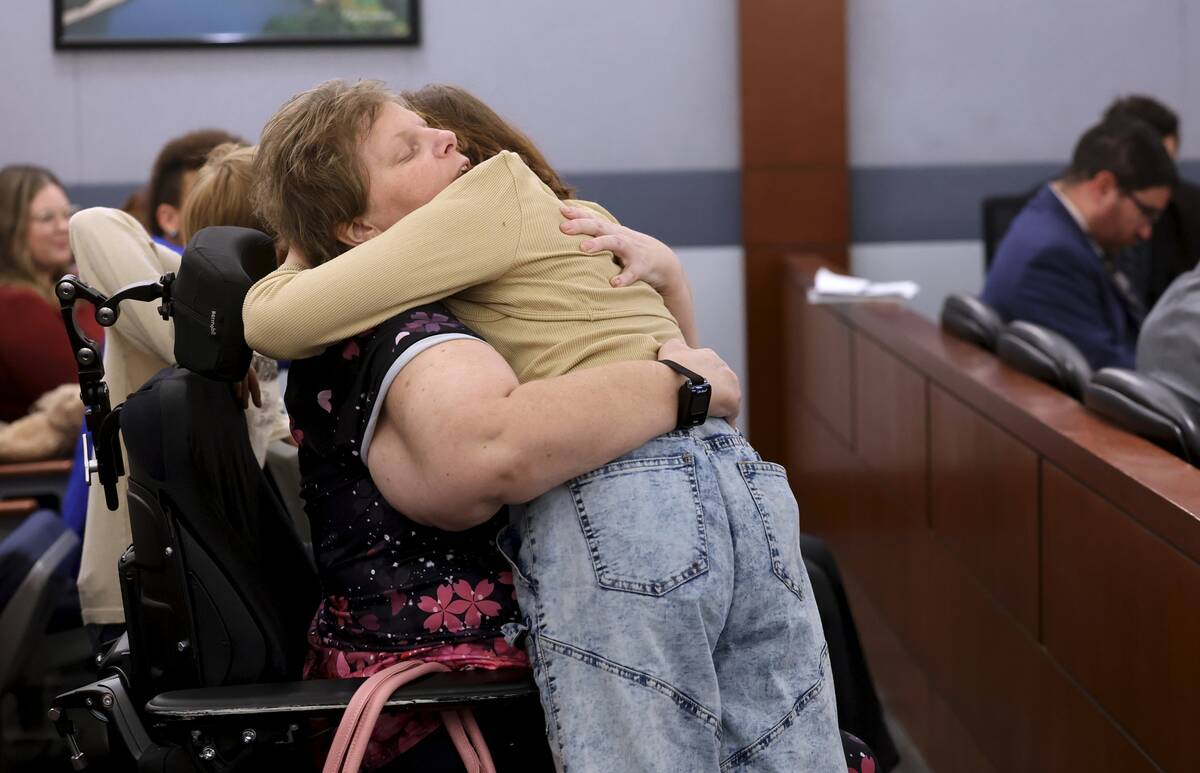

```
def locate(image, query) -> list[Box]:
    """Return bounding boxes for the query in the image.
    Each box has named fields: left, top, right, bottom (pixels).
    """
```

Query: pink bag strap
left=323, top=660, right=433, bottom=772
left=322, top=660, right=496, bottom=773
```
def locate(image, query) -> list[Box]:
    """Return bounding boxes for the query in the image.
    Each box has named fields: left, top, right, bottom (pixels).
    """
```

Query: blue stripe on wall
left=69, top=159, right=1199, bottom=247
left=67, top=169, right=744, bottom=248
left=849, top=162, right=1061, bottom=244
left=850, top=160, right=1200, bottom=244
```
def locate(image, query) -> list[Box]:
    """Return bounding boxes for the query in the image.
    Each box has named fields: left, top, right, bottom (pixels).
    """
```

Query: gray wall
left=3, top=1, right=738, bottom=181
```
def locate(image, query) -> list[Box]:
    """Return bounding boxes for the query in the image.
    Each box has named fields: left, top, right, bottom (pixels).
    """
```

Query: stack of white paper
left=807, top=267, right=919, bottom=304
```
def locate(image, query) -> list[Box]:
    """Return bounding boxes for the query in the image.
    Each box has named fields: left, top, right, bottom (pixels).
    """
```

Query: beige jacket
left=244, top=151, right=681, bottom=381
left=70, top=208, right=291, bottom=625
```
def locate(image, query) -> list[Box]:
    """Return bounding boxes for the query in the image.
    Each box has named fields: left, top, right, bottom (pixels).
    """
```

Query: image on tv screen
left=56, top=0, right=419, bottom=48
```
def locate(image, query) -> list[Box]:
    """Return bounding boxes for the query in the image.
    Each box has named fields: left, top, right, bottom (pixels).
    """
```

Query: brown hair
left=254, top=79, right=401, bottom=266
left=147, top=128, right=243, bottom=237
left=180, top=143, right=268, bottom=242
left=0, top=164, right=65, bottom=296
left=403, top=84, right=575, bottom=199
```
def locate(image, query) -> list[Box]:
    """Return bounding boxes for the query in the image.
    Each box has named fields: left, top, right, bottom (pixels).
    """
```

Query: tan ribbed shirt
left=243, top=151, right=682, bottom=381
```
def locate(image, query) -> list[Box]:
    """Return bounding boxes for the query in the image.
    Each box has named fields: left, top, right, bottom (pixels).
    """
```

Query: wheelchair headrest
left=939, top=294, right=1004, bottom=351
left=171, top=227, right=276, bottom=382
left=996, top=320, right=1093, bottom=400
left=1084, top=368, right=1200, bottom=465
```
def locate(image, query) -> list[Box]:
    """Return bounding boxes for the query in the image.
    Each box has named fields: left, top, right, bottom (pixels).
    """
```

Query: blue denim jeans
left=499, top=419, right=842, bottom=772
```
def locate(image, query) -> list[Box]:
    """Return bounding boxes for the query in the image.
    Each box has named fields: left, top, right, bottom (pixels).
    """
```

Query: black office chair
left=48, top=227, right=534, bottom=772
left=1083, top=369, right=1200, bottom=465
left=939, top=294, right=1004, bottom=351
left=995, top=321, right=1093, bottom=400
left=982, top=191, right=1036, bottom=271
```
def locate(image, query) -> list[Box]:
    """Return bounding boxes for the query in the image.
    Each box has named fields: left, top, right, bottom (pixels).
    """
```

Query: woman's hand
left=561, top=205, right=699, bottom=345
left=658, top=338, right=740, bottom=427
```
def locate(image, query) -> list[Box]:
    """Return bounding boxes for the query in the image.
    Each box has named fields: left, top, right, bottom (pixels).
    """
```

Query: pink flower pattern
left=404, top=311, right=460, bottom=333
left=446, top=579, right=502, bottom=628
left=418, top=584, right=463, bottom=632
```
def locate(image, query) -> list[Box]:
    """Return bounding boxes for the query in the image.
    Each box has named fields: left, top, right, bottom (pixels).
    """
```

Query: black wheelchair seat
left=996, top=320, right=1093, bottom=400
left=119, top=366, right=318, bottom=694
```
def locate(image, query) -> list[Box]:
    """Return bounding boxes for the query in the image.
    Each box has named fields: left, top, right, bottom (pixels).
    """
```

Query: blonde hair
left=403, top=84, right=575, bottom=199
left=254, top=79, right=402, bottom=266
left=181, top=143, right=267, bottom=242
left=0, top=165, right=64, bottom=298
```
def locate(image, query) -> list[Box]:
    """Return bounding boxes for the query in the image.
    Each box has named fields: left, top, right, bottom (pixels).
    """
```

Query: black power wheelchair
left=48, top=227, right=533, bottom=772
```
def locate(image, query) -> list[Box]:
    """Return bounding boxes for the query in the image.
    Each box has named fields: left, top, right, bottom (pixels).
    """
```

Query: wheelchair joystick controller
left=56, top=273, right=175, bottom=511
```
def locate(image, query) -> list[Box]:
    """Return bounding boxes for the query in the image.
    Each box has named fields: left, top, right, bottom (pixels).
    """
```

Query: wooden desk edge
left=786, top=256, right=1200, bottom=561
left=0, top=459, right=73, bottom=478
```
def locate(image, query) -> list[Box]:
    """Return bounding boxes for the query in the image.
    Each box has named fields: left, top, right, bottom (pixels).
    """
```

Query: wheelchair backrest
left=117, top=228, right=319, bottom=696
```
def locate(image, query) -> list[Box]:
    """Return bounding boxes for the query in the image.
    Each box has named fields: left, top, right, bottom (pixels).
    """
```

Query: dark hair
left=1104, top=95, right=1179, bottom=142
left=402, top=84, right=576, bottom=199
left=146, top=128, right=243, bottom=236
left=1063, top=117, right=1177, bottom=191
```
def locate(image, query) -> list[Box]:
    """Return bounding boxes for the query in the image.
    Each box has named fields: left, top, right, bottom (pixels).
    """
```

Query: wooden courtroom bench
left=784, top=256, right=1200, bottom=773
left=0, top=458, right=72, bottom=505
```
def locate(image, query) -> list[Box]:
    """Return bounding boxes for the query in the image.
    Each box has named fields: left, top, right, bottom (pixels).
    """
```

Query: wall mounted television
left=55, top=0, right=420, bottom=49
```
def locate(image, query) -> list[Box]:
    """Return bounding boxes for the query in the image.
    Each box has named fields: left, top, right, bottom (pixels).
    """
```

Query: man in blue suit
left=982, top=118, right=1176, bottom=369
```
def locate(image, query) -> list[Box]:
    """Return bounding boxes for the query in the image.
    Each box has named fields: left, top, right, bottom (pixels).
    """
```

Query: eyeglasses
left=28, top=205, right=78, bottom=226
left=1121, top=190, right=1163, bottom=226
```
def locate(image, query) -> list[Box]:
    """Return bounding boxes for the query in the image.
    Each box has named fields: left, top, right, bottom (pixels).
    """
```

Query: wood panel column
left=740, top=0, right=848, bottom=465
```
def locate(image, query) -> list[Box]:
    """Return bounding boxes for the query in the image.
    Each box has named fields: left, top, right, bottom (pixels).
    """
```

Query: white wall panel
left=848, top=0, right=1188, bottom=167
left=850, top=240, right=985, bottom=322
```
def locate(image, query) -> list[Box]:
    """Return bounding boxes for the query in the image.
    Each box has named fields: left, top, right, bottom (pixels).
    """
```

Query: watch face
left=687, top=383, right=711, bottom=424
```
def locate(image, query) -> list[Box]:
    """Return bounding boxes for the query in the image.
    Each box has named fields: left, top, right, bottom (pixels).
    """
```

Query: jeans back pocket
left=570, top=453, right=708, bottom=596
left=738, top=461, right=808, bottom=601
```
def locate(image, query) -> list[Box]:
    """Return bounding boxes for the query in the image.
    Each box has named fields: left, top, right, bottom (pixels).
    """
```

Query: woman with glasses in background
left=0, top=164, right=102, bottom=434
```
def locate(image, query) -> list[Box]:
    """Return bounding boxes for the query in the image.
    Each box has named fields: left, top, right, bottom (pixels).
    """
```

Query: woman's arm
left=367, top=337, right=739, bottom=531
left=559, top=205, right=699, bottom=345
left=69, top=208, right=179, bottom=365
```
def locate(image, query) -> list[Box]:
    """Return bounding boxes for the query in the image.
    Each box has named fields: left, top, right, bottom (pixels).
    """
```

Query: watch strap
left=658, top=359, right=705, bottom=384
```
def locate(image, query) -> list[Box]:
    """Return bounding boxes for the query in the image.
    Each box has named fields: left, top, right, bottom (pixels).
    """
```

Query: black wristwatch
left=660, top=359, right=711, bottom=431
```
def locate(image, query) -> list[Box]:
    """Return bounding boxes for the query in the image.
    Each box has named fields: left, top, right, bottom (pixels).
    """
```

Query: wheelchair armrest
left=1084, top=368, right=1200, bottom=465
left=51, top=673, right=154, bottom=767
left=145, top=668, right=537, bottom=721
left=996, top=320, right=1092, bottom=400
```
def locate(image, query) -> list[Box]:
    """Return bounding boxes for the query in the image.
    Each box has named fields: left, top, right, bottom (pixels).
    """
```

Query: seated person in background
left=69, top=143, right=290, bottom=651
left=245, top=80, right=844, bottom=771
left=0, top=165, right=102, bottom=454
left=982, top=117, right=1176, bottom=369
left=1136, top=262, right=1200, bottom=409
left=1104, top=95, right=1200, bottom=308
left=144, top=128, right=243, bottom=254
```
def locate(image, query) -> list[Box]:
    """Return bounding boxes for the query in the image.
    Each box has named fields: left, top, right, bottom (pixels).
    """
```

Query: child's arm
left=243, top=153, right=524, bottom=360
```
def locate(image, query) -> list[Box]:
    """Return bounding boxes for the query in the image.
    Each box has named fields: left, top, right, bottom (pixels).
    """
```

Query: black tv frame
left=53, top=0, right=420, bottom=50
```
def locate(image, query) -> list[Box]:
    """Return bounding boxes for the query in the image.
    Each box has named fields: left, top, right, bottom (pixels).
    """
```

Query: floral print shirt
left=285, top=303, right=522, bottom=655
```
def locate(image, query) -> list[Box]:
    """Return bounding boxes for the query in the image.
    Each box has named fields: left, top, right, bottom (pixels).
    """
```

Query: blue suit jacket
left=982, top=185, right=1140, bottom=370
